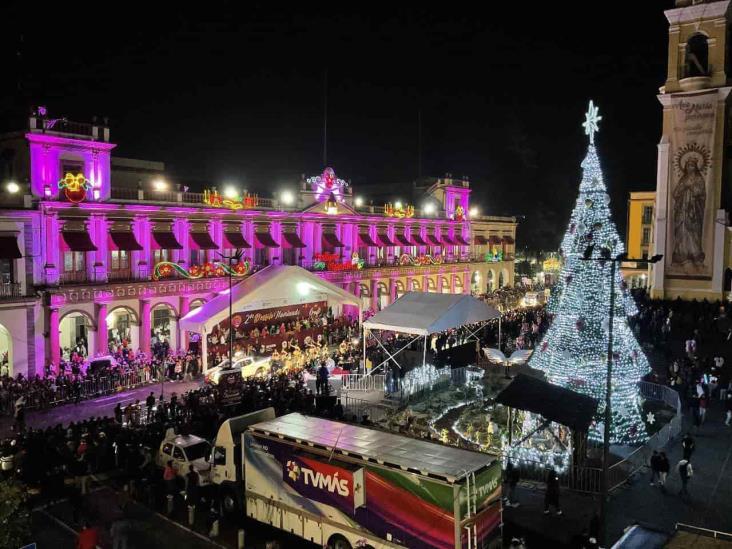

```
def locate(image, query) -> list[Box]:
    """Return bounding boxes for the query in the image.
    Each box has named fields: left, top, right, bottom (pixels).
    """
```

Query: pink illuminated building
left=0, top=110, right=517, bottom=376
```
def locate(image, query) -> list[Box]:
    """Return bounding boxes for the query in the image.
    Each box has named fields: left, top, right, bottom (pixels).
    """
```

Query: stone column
left=49, top=307, right=60, bottom=372
left=370, top=278, right=379, bottom=311
left=389, top=277, right=397, bottom=303
left=97, top=303, right=108, bottom=355
left=450, top=273, right=457, bottom=294
left=463, top=271, right=470, bottom=295
left=140, top=299, right=151, bottom=355
left=179, top=296, right=191, bottom=351
left=423, top=274, right=430, bottom=293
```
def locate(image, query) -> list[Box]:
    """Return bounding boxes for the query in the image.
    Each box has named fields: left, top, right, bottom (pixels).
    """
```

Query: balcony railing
left=60, top=271, right=92, bottom=285
left=0, top=282, right=22, bottom=299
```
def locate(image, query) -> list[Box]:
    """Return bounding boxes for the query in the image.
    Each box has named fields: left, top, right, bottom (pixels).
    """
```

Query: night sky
left=1, top=1, right=672, bottom=251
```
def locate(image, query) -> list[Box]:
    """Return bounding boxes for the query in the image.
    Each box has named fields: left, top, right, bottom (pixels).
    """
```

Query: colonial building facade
left=0, top=111, right=517, bottom=377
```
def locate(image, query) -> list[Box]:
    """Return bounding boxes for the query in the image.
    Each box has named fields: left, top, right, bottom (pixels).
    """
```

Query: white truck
left=159, top=409, right=502, bottom=548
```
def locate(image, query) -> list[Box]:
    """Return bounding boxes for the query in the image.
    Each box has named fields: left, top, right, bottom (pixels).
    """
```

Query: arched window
left=685, top=34, right=709, bottom=77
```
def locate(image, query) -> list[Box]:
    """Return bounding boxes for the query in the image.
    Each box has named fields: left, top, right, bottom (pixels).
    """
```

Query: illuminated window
left=110, top=250, right=128, bottom=270
left=64, top=251, right=85, bottom=272
left=642, top=206, right=653, bottom=225
left=642, top=227, right=651, bottom=246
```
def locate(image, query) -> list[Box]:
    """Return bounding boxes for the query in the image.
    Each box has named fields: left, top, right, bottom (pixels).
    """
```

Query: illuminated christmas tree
left=530, top=101, right=649, bottom=445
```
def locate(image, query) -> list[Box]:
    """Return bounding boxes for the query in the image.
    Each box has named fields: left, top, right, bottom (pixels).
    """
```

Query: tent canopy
left=495, top=373, right=598, bottom=432
left=179, top=265, right=361, bottom=334
left=363, top=291, right=500, bottom=336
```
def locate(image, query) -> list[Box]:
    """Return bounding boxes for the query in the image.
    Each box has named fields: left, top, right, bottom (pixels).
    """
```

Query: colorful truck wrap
left=244, top=430, right=502, bottom=548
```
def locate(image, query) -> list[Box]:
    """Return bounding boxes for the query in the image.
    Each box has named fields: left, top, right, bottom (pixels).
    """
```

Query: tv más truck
left=205, top=409, right=502, bottom=549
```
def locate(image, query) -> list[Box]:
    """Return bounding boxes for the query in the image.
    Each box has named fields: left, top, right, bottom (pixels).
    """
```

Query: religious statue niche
left=58, top=173, right=91, bottom=203
left=308, top=167, right=348, bottom=203
left=671, top=142, right=710, bottom=268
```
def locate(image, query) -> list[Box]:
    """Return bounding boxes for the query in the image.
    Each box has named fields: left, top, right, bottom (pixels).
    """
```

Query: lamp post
left=580, top=246, right=661, bottom=548
left=216, top=249, right=243, bottom=366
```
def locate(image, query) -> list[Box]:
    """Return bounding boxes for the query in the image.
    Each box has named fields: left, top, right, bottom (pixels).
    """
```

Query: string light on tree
left=530, top=101, right=649, bottom=445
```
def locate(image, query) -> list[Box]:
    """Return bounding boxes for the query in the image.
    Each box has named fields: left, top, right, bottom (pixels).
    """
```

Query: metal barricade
left=342, top=374, right=386, bottom=392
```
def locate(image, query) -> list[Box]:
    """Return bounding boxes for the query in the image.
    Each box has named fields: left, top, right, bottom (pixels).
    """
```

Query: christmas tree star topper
left=583, top=100, right=602, bottom=144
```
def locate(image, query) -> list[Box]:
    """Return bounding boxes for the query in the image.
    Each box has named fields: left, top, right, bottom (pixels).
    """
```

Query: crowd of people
left=0, top=347, right=201, bottom=421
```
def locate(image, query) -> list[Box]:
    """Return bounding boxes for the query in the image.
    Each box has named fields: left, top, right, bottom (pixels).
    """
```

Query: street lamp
left=581, top=245, right=662, bottom=548
left=217, top=248, right=244, bottom=367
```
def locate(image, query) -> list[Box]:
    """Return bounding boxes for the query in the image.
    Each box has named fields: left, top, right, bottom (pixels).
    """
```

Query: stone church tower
left=652, top=0, right=732, bottom=299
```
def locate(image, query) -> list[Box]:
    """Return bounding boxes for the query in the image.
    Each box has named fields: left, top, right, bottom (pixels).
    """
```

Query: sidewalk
left=504, top=401, right=732, bottom=546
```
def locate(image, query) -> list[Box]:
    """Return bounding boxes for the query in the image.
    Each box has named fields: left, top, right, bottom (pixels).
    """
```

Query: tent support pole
left=498, top=315, right=502, bottom=352
left=422, top=334, right=427, bottom=369
left=363, top=328, right=368, bottom=375
left=201, top=331, right=208, bottom=374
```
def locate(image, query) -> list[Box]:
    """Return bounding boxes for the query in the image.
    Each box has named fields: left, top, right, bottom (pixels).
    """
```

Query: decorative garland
left=312, top=252, right=365, bottom=272
left=153, top=260, right=251, bottom=280
left=398, top=254, right=444, bottom=266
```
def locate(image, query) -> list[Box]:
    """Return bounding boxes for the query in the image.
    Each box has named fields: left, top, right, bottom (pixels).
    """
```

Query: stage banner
left=667, top=90, right=718, bottom=279
left=224, top=300, right=327, bottom=331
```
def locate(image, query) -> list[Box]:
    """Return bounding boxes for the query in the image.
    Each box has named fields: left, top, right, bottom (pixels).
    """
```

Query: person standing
left=145, top=391, right=155, bottom=423
left=677, top=458, right=693, bottom=500
left=682, top=434, right=696, bottom=461
left=649, top=450, right=661, bottom=486
left=726, top=393, right=732, bottom=426
left=504, top=462, right=521, bottom=507
left=699, top=394, right=708, bottom=424
left=185, top=464, right=200, bottom=508
left=543, top=468, right=562, bottom=516
left=658, top=452, right=670, bottom=490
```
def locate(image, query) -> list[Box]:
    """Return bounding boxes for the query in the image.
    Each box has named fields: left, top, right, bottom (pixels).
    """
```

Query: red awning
left=109, top=231, right=143, bottom=251
left=358, top=232, right=378, bottom=247
left=488, top=235, right=503, bottom=245
left=223, top=231, right=251, bottom=249
left=322, top=232, right=344, bottom=248
left=441, top=234, right=456, bottom=246
left=503, top=235, right=515, bottom=244
left=427, top=233, right=442, bottom=246
left=62, top=231, right=97, bottom=252
left=411, top=233, right=428, bottom=246
left=0, top=236, right=21, bottom=259
left=454, top=234, right=470, bottom=246
left=474, top=235, right=488, bottom=245
left=376, top=232, right=396, bottom=247
left=395, top=232, right=412, bottom=247
left=190, top=231, right=218, bottom=250
left=152, top=231, right=183, bottom=250
left=254, top=231, right=279, bottom=248
left=282, top=231, right=307, bottom=249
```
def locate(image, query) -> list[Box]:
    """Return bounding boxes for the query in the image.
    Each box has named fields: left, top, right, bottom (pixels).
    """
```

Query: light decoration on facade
left=308, top=167, right=348, bottom=203
left=325, top=193, right=338, bottom=215
left=57, top=173, right=91, bottom=203
left=312, top=252, right=364, bottom=272
left=203, top=188, right=259, bottom=210
left=453, top=204, right=465, bottom=221
left=153, top=260, right=251, bottom=280
left=397, top=253, right=443, bottom=266
left=528, top=101, right=649, bottom=445
left=543, top=256, right=562, bottom=272
left=384, top=202, right=415, bottom=218
left=484, top=250, right=504, bottom=263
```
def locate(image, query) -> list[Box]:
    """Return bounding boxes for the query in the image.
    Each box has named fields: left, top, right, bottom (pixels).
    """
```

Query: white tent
left=363, top=292, right=500, bottom=335
left=179, top=265, right=361, bottom=370
left=362, top=292, right=500, bottom=375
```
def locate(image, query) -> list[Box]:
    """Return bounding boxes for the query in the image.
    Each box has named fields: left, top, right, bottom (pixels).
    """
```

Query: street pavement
left=503, top=399, right=732, bottom=546
left=0, top=379, right=202, bottom=436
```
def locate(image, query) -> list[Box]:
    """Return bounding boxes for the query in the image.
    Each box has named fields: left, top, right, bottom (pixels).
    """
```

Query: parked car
left=205, top=356, right=271, bottom=384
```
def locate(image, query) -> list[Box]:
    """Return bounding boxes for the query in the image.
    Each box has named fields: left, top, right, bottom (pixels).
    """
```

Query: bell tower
left=651, top=0, right=732, bottom=299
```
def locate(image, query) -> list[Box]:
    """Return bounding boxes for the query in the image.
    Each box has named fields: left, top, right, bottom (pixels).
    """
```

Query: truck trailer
left=243, top=413, right=502, bottom=549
